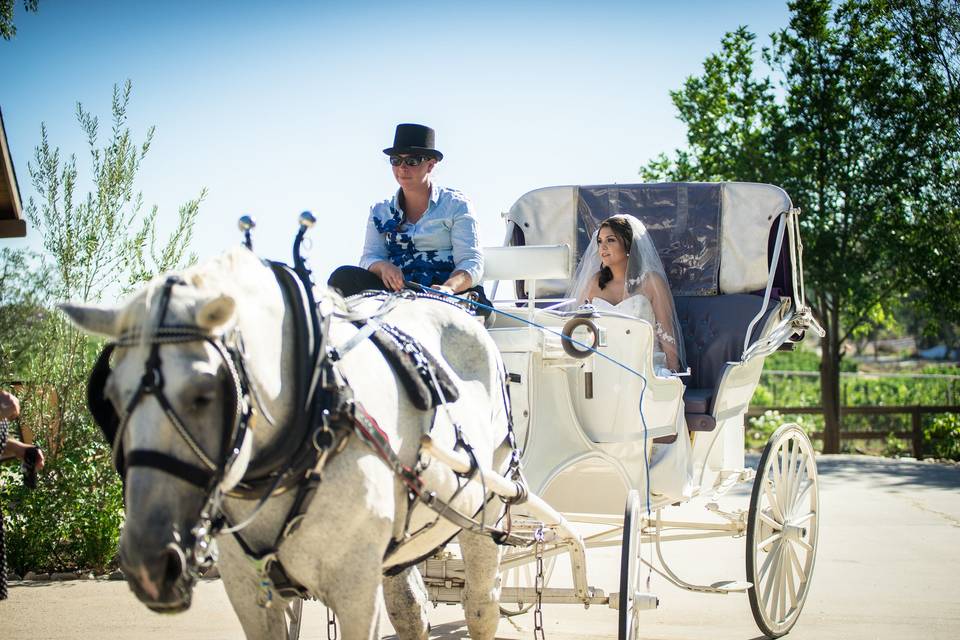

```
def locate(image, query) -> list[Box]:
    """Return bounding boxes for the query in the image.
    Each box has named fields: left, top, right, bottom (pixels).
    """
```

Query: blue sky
left=1, top=0, right=790, bottom=300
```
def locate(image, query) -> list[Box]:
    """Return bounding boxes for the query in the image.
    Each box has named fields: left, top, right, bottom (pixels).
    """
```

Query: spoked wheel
left=498, top=547, right=557, bottom=616
left=747, top=423, right=820, bottom=638
left=618, top=489, right=642, bottom=640
left=285, top=598, right=304, bottom=640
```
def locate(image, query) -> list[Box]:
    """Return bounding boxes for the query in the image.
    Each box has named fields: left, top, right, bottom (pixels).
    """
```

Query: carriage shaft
left=420, top=434, right=583, bottom=545
left=426, top=584, right=611, bottom=607
left=643, top=518, right=744, bottom=533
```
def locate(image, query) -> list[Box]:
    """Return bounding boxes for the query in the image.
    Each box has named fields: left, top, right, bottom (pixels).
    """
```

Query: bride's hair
left=597, top=215, right=634, bottom=290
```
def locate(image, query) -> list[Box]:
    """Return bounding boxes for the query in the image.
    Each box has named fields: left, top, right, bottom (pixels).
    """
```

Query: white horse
left=62, top=247, right=513, bottom=640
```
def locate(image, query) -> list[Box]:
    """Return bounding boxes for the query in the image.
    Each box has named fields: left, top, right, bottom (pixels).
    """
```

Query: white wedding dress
left=590, top=295, right=671, bottom=376
left=590, top=294, right=693, bottom=500
left=566, top=216, right=693, bottom=501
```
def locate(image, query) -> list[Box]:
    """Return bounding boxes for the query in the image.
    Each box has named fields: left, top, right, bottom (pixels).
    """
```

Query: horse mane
left=116, top=247, right=275, bottom=336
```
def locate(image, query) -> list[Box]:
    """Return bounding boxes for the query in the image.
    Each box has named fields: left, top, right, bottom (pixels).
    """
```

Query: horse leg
left=321, top=558, right=388, bottom=640
left=383, top=565, right=431, bottom=640
left=216, top=540, right=291, bottom=639
left=458, top=530, right=503, bottom=640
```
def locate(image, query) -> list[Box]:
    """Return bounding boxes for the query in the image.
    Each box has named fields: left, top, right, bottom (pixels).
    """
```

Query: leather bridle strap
left=126, top=450, right=213, bottom=489
left=113, top=276, right=247, bottom=491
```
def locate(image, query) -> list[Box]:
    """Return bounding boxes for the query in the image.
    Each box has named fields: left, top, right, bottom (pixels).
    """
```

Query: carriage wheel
left=285, top=598, right=304, bottom=640
left=618, top=489, right=642, bottom=640
left=747, top=423, right=820, bottom=638
left=498, top=548, right=557, bottom=616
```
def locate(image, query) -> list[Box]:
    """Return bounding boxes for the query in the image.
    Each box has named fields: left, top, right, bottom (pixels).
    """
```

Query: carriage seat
left=654, top=294, right=783, bottom=443
left=678, top=292, right=783, bottom=418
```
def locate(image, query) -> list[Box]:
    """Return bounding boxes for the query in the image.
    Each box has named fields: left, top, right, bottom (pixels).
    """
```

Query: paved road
left=3, top=455, right=959, bottom=639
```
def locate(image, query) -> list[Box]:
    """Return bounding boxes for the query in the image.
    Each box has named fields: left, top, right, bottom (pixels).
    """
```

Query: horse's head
left=61, top=253, right=276, bottom=612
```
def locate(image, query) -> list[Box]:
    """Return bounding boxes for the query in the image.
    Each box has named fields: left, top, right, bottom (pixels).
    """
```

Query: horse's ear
left=59, top=303, right=120, bottom=337
left=196, top=294, right=236, bottom=331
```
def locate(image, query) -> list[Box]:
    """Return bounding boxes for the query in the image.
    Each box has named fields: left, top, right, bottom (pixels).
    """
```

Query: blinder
left=88, top=343, right=122, bottom=474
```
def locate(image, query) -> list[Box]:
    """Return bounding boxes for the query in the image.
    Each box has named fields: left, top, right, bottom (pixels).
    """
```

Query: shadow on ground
left=814, top=455, right=960, bottom=489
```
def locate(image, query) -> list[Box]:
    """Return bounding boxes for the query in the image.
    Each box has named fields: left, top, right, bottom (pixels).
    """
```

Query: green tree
left=0, top=0, right=38, bottom=40
left=644, top=0, right=960, bottom=453
left=0, top=80, right=204, bottom=572
left=640, top=27, right=788, bottom=184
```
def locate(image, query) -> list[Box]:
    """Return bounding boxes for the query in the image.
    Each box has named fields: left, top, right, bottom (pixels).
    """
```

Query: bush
left=923, top=413, right=960, bottom=461
left=1, top=437, right=123, bottom=573
left=746, top=409, right=814, bottom=450
left=882, top=431, right=911, bottom=458
left=1, top=82, right=201, bottom=572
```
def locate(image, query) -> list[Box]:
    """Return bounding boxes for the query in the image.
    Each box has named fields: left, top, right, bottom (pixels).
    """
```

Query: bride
left=567, top=214, right=686, bottom=375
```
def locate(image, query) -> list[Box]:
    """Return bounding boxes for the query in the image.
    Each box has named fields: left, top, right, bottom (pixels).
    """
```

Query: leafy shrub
left=882, top=431, right=911, bottom=458
left=1, top=437, right=123, bottom=573
left=1, top=82, right=200, bottom=572
left=746, top=409, right=814, bottom=450
left=923, top=413, right=960, bottom=460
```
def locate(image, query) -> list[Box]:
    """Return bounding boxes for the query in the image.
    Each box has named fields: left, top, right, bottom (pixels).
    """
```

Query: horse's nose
left=159, top=543, right=186, bottom=586
left=126, top=543, right=187, bottom=603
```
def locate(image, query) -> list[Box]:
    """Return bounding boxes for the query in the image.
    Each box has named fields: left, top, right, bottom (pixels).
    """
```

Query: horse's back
left=333, top=295, right=510, bottom=539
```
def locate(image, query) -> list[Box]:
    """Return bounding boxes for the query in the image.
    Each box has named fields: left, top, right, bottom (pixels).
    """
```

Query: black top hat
left=383, top=123, right=443, bottom=161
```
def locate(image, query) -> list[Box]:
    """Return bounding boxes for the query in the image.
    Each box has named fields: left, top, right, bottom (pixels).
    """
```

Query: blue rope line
left=419, top=288, right=655, bottom=517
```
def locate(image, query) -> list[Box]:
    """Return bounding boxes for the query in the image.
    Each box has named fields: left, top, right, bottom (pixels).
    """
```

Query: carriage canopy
left=503, top=182, right=794, bottom=300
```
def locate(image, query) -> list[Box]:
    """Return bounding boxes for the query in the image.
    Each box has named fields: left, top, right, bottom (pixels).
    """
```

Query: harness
left=87, top=226, right=528, bottom=605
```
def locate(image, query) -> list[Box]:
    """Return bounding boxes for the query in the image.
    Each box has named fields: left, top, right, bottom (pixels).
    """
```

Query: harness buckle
left=252, top=553, right=278, bottom=608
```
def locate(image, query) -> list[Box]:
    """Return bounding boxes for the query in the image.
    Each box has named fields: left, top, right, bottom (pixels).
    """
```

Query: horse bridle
left=90, top=276, right=255, bottom=498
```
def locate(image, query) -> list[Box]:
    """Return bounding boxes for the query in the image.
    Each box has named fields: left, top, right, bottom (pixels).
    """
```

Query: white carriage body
left=483, top=182, right=812, bottom=513
left=417, top=182, right=821, bottom=639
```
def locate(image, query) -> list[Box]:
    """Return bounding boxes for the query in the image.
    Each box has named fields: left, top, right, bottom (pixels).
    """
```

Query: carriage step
left=608, top=592, right=659, bottom=611
left=707, top=468, right=755, bottom=501
left=709, top=580, right=752, bottom=593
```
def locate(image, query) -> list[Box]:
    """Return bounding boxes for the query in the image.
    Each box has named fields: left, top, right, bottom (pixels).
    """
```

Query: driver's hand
left=373, top=263, right=405, bottom=291
left=430, top=284, right=454, bottom=294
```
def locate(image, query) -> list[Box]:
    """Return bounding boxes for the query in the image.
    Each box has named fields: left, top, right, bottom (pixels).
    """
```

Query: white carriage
left=417, top=182, right=825, bottom=639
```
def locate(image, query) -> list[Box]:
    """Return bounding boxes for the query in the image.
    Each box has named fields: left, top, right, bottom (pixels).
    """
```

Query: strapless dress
left=591, top=296, right=669, bottom=375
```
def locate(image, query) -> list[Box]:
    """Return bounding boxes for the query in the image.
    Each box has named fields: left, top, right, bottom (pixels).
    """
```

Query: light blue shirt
left=359, top=185, right=484, bottom=287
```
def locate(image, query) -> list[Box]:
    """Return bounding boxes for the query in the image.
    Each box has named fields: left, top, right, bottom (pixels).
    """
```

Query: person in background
left=0, top=390, right=44, bottom=601
left=327, top=123, right=487, bottom=309
left=0, top=392, right=43, bottom=469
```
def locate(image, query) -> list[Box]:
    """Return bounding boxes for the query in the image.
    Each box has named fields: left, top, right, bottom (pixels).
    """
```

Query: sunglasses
left=389, top=155, right=428, bottom=167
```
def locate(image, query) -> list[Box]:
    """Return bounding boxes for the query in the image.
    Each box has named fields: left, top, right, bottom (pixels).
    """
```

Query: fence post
left=911, top=408, right=923, bottom=460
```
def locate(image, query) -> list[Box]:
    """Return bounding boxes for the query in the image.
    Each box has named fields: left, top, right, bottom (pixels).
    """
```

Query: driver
left=327, top=123, right=487, bottom=307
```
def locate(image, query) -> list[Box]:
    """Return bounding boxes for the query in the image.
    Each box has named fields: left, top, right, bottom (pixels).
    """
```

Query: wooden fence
left=745, top=405, right=960, bottom=459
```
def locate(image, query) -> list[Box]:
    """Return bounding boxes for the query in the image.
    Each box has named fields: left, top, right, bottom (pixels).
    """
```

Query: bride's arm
left=642, top=273, right=681, bottom=371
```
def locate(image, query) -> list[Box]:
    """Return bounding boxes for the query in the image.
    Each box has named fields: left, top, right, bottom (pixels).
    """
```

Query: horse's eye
left=191, top=394, right=215, bottom=412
